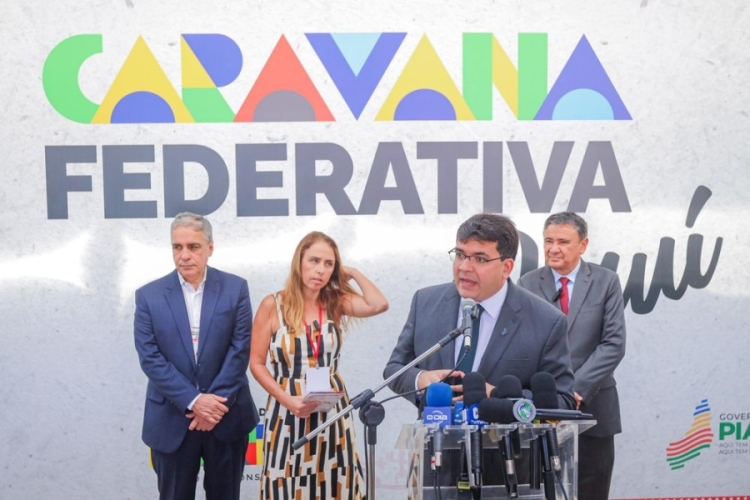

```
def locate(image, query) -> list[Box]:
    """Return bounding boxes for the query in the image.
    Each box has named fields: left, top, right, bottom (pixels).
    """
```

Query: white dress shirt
left=178, top=270, right=207, bottom=410
left=453, top=283, right=509, bottom=372
left=551, top=260, right=582, bottom=301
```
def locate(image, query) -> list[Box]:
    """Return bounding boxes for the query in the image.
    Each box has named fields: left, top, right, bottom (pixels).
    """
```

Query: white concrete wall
left=1, top=1, right=748, bottom=498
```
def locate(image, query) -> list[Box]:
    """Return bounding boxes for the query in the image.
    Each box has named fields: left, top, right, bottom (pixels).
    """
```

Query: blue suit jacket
left=134, top=267, right=259, bottom=453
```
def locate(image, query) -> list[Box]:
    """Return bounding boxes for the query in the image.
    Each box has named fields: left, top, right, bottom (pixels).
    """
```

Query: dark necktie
left=559, top=277, right=570, bottom=315
left=457, top=304, right=484, bottom=373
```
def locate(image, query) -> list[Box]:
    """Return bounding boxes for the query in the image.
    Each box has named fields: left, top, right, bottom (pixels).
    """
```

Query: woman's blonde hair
left=281, top=231, right=358, bottom=334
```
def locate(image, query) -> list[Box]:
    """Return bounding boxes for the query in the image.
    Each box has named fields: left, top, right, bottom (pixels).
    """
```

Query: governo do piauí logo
left=666, top=399, right=714, bottom=470
left=43, top=32, right=631, bottom=124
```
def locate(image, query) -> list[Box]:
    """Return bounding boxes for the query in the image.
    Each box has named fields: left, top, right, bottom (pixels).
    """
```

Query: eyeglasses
left=448, top=249, right=505, bottom=265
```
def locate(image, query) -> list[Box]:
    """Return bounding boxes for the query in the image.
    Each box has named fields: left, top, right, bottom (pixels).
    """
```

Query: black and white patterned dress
left=259, top=294, right=366, bottom=499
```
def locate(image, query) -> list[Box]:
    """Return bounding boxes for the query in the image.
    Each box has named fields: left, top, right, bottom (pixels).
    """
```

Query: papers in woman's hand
left=302, top=391, right=344, bottom=413
left=303, top=367, right=343, bottom=412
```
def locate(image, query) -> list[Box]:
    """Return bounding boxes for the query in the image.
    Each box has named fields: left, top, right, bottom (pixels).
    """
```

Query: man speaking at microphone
left=383, top=213, right=575, bottom=409
left=518, top=212, right=626, bottom=500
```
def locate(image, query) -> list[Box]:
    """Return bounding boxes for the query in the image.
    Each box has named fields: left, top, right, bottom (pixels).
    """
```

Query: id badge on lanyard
left=305, top=307, right=330, bottom=388
left=304, top=307, right=324, bottom=361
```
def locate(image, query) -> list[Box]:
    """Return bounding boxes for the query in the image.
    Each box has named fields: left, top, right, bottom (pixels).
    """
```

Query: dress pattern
left=260, top=295, right=366, bottom=500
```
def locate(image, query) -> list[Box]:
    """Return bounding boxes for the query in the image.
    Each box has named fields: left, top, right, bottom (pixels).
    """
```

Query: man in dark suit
left=134, top=212, right=259, bottom=500
left=384, top=213, right=575, bottom=409
left=518, top=212, right=626, bottom=500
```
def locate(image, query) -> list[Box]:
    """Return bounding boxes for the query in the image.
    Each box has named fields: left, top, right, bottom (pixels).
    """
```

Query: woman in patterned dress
left=249, top=231, right=388, bottom=499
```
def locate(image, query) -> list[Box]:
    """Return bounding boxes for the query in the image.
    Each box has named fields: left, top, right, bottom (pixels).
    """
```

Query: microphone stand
left=359, top=400, right=385, bottom=498
left=292, top=326, right=464, bottom=500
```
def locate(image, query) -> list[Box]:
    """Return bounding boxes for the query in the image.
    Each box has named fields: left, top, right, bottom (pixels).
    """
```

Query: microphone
left=477, top=398, right=516, bottom=423
left=530, top=372, right=560, bottom=500
left=423, top=382, right=453, bottom=427
left=491, top=375, right=538, bottom=491
left=460, top=298, right=477, bottom=352
left=489, top=375, right=525, bottom=460
left=539, top=429, right=556, bottom=500
left=531, top=372, right=563, bottom=481
left=478, top=398, right=593, bottom=424
left=491, top=375, right=523, bottom=400
left=452, top=401, right=466, bottom=425
left=552, top=287, right=563, bottom=302
left=479, top=398, right=567, bottom=500
left=487, top=375, right=522, bottom=498
left=463, top=372, right=487, bottom=490
left=423, top=382, right=453, bottom=469
left=463, top=372, right=487, bottom=413
left=529, top=432, right=542, bottom=491
left=490, top=382, right=532, bottom=403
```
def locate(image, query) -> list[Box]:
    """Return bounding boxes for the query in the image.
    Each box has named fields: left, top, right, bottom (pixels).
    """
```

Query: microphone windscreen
left=492, top=374, right=524, bottom=399
left=530, top=372, right=559, bottom=409
left=478, top=398, right=516, bottom=424
left=425, top=382, right=453, bottom=407
left=463, top=372, right=486, bottom=407
left=460, top=298, right=477, bottom=312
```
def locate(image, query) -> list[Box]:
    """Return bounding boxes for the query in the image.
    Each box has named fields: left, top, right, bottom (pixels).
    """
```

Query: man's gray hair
left=544, top=212, right=588, bottom=240
left=171, top=212, right=213, bottom=243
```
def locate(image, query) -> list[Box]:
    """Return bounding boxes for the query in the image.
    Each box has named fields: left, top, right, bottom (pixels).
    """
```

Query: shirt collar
left=551, top=259, right=582, bottom=285
left=476, top=281, right=509, bottom=321
left=178, top=268, right=208, bottom=291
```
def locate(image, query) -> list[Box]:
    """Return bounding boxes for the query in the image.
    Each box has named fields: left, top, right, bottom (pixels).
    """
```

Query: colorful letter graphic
left=42, top=34, right=103, bottom=124
left=462, top=33, right=548, bottom=120
left=246, top=424, right=264, bottom=465
left=147, top=424, right=265, bottom=470
left=42, top=32, right=632, bottom=124
left=307, top=32, right=406, bottom=119
left=235, top=35, right=334, bottom=122
left=92, top=37, right=194, bottom=124
left=181, top=34, right=242, bottom=123
left=377, top=35, right=475, bottom=121
left=666, top=399, right=714, bottom=470
left=535, top=35, right=631, bottom=120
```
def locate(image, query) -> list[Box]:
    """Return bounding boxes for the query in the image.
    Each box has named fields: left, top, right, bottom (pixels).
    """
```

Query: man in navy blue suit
left=134, top=212, right=259, bottom=500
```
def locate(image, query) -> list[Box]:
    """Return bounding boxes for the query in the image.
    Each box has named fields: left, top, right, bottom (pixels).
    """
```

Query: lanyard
left=304, top=306, right=324, bottom=360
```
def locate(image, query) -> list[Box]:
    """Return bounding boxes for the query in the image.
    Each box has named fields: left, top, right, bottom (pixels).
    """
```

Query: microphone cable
left=555, top=469, right=569, bottom=500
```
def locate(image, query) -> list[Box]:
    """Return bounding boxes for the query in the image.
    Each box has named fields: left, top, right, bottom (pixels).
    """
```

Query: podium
left=395, top=421, right=596, bottom=500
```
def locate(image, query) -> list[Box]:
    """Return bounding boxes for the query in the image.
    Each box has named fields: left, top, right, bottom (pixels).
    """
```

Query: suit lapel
left=440, top=289, right=462, bottom=368
left=567, top=260, right=592, bottom=331
left=538, top=267, right=559, bottom=305
left=165, top=271, right=196, bottom=366
left=478, top=281, right=522, bottom=377
left=197, top=267, right=220, bottom=362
